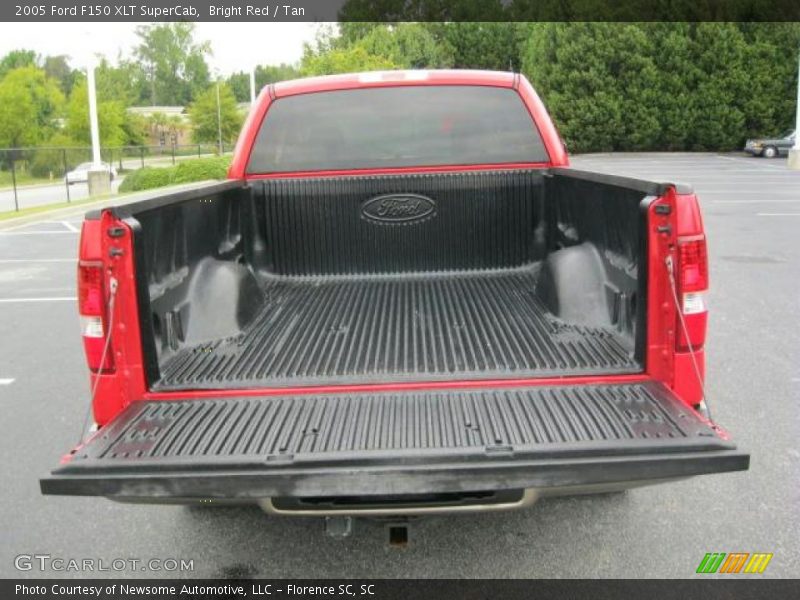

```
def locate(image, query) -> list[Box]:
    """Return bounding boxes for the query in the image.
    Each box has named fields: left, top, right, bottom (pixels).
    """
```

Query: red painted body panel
left=87, top=70, right=705, bottom=424
left=84, top=214, right=149, bottom=425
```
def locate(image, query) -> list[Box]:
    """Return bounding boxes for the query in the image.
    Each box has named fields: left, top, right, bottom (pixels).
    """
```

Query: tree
left=134, top=23, right=211, bottom=106
left=65, top=79, right=128, bottom=147
left=429, top=22, right=522, bottom=71
left=357, top=24, right=455, bottom=68
left=227, top=63, right=300, bottom=103
left=300, top=23, right=457, bottom=76
left=42, top=55, right=78, bottom=96
left=0, top=66, right=64, bottom=147
left=519, top=22, right=800, bottom=152
left=95, top=57, right=147, bottom=106
left=300, top=45, right=398, bottom=76
left=0, top=49, right=37, bottom=79
left=188, top=83, right=243, bottom=144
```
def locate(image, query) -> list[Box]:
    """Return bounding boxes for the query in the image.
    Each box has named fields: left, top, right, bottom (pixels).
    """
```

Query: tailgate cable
left=78, top=276, right=118, bottom=445
left=665, top=256, right=713, bottom=422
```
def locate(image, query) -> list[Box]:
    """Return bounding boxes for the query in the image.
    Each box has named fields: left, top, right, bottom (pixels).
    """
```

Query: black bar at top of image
left=3, top=0, right=800, bottom=22
left=3, top=580, right=800, bottom=600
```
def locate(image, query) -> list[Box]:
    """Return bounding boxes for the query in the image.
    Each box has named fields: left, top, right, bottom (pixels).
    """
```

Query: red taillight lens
left=679, top=239, right=708, bottom=292
left=78, top=263, right=114, bottom=372
left=78, top=263, right=104, bottom=316
left=676, top=237, right=708, bottom=351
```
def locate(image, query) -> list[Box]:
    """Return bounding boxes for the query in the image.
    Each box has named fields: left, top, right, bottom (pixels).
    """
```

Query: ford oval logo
left=361, top=194, right=436, bottom=224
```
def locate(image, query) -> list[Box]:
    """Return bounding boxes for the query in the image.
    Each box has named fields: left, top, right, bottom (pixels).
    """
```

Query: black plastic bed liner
left=41, top=382, right=748, bottom=499
left=154, top=268, right=638, bottom=390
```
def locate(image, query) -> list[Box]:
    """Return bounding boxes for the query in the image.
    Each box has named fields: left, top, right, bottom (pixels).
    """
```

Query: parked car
left=744, top=129, right=796, bottom=158
left=41, top=71, right=748, bottom=521
left=65, top=162, right=117, bottom=184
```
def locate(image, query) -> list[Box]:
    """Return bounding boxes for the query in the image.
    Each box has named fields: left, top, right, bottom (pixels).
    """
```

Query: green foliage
left=301, top=44, right=398, bottom=76
left=42, top=55, right=78, bottom=96
left=65, top=80, right=128, bottom=147
left=428, top=23, right=523, bottom=71
left=94, top=58, right=147, bottom=106
left=118, top=166, right=174, bottom=192
left=0, top=49, right=37, bottom=79
left=358, top=24, right=455, bottom=68
left=0, top=66, right=64, bottom=147
left=118, top=156, right=231, bottom=192
left=227, top=64, right=300, bottom=103
left=187, top=83, right=243, bottom=144
left=29, top=133, right=77, bottom=177
left=521, top=22, right=800, bottom=152
left=301, top=24, right=454, bottom=76
left=171, top=156, right=231, bottom=184
left=134, top=23, right=211, bottom=105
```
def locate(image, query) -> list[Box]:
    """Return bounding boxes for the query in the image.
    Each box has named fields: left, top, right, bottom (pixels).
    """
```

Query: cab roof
left=272, top=70, right=517, bottom=98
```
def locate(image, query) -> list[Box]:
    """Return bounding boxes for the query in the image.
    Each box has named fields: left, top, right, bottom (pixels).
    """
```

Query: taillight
left=78, top=262, right=114, bottom=372
left=676, top=237, right=708, bottom=350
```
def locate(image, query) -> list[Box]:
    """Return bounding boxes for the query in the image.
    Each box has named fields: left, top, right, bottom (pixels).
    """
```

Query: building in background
left=127, top=106, right=191, bottom=147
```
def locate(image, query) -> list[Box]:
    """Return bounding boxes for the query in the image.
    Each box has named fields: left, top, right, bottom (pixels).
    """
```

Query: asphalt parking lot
left=0, top=153, right=797, bottom=578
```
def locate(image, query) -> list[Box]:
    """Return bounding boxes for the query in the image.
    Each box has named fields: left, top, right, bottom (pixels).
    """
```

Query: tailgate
left=41, top=382, right=748, bottom=500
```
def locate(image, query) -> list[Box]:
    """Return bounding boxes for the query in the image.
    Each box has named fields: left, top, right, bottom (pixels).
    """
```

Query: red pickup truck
left=42, top=70, right=748, bottom=517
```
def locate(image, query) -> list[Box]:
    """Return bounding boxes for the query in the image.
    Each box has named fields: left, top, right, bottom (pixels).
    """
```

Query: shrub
left=171, top=156, right=230, bottom=184
left=118, top=156, right=231, bottom=193
left=118, top=166, right=175, bottom=192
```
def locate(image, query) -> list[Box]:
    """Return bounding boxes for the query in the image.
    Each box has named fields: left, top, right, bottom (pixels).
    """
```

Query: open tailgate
left=41, top=382, right=748, bottom=500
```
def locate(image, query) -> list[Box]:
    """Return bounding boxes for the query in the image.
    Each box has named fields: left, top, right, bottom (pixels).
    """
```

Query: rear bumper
left=41, top=382, right=749, bottom=502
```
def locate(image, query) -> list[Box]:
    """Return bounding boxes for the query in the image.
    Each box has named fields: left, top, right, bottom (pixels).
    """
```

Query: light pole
left=789, top=49, right=800, bottom=169
left=86, top=55, right=111, bottom=196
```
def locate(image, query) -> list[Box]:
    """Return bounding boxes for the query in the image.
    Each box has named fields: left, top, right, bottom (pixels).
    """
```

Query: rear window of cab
left=246, top=85, right=549, bottom=173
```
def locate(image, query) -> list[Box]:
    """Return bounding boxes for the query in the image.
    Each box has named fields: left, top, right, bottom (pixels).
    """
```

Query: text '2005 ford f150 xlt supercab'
left=41, top=70, right=748, bottom=518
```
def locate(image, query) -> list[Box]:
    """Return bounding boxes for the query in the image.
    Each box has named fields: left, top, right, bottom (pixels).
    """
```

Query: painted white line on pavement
left=0, top=297, right=76, bottom=303
left=61, top=221, right=79, bottom=232
left=0, top=258, right=73, bottom=263
left=756, top=213, right=800, bottom=217
left=713, top=199, right=800, bottom=204
left=715, top=155, right=789, bottom=171
left=0, top=231, right=78, bottom=236
left=0, top=378, right=14, bottom=385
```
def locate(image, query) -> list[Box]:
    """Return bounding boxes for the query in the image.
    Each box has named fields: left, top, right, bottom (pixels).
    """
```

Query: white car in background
left=65, top=162, right=117, bottom=185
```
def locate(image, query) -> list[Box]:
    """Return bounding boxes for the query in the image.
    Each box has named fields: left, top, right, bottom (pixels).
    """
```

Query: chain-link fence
left=0, top=143, right=234, bottom=213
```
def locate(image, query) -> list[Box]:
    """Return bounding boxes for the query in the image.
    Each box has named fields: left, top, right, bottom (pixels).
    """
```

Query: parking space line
left=0, top=378, right=14, bottom=385
left=61, top=221, right=79, bottom=232
left=712, top=200, right=800, bottom=204
left=0, top=259, right=73, bottom=263
left=756, top=213, right=800, bottom=217
left=715, top=155, right=789, bottom=171
left=0, top=231, right=78, bottom=236
left=0, top=297, right=76, bottom=303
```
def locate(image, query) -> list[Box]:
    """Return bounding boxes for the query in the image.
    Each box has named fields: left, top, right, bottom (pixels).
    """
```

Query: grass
left=0, top=171, right=55, bottom=191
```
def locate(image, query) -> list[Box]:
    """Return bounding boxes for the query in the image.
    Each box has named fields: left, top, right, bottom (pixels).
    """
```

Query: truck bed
left=122, top=170, right=650, bottom=392
left=155, top=266, right=636, bottom=390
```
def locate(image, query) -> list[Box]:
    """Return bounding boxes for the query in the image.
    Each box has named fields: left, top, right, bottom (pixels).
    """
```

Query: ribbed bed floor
left=155, top=268, right=639, bottom=390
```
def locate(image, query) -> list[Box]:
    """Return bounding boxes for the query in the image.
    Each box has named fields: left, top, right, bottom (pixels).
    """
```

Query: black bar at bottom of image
left=4, top=579, right=799, bottom=600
